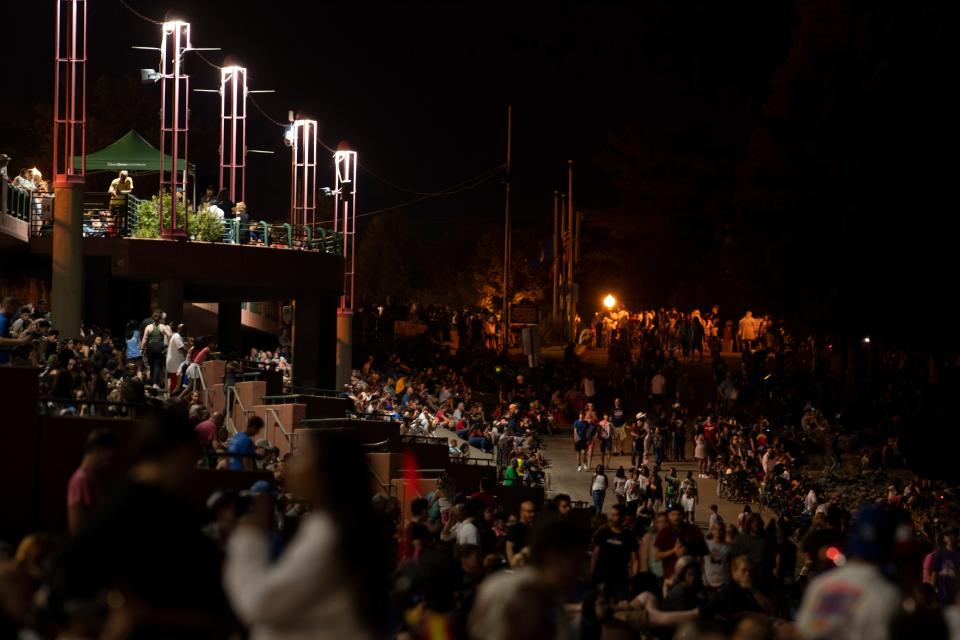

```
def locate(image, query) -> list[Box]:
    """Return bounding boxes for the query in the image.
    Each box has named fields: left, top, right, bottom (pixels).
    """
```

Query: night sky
left=1, top=0, right=953, bottom=343
left=0, top=0, right=789, bottom=226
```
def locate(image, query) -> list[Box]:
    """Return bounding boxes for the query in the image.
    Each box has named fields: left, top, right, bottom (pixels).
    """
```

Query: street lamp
left=603, top=294, right=616, bottom=310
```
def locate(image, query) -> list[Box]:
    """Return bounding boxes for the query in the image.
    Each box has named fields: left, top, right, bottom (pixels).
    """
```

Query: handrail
left=262, top=394, right=300, bottom=404
left=300, top=417, right=401, bottom=426
left=265, top=406, right=293, bottom=451
left=367, top=460, right=397, bottom=497
left=291, top=386, right=342, bottom=397
left=400, top=434, right=447, bottom=445
left=225, top=384, right=256, bottom=436
left=450, top=457, right=496, bottom=467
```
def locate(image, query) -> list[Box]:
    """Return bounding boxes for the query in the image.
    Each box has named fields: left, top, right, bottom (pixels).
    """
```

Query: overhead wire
left=118, top=0, right=161, bottom=25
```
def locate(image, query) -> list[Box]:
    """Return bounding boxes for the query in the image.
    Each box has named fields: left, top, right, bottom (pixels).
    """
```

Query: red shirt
left=192, top=347, right=210, bottom=364
left=704, top=423, right=717, bottom=444
left=469, top=490, right=497, bottom=510
left=67, top=466, right=95, bottom=510
left=195, top=418, right=217, bottom=444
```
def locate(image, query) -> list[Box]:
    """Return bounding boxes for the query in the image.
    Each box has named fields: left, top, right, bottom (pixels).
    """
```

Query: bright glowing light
left=825, top=547, right=846, bottom=566
left=334, top=149, right=357, bottom=184
left=603, top=294, right=616, bottom=310
left=162, top=20, right=187, bottom=32
left=862, top=336, right=871, bottom=344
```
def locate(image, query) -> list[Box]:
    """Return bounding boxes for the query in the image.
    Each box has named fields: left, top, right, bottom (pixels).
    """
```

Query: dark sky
left=0, top=0, right=792, bottom=232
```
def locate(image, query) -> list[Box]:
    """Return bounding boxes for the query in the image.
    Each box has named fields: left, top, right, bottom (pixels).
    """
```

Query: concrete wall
left=231, top=381, right=266, bottom=433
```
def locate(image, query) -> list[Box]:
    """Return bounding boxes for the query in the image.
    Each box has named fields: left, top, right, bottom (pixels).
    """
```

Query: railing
left=400, top=434, right=447, bottom=446
left=36, top=397, right=147, bottom=417
left=23, top=191, right=343, bottom=256
left=225, top=384, right=255, bottom=436
left=261, top=394, right=300, bottom=405
left=263, top=406, right=293, bottom=451
left=367, top=460, right=397, bottom=497
left=450, top=456, right=496, bottom=467
left=291, top=386, right=343, bottom=398
left=3, top=183, right=32, bottom=221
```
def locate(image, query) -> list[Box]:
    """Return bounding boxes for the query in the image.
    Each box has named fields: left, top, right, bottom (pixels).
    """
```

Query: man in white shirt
left=456, top=499, right=483, bottom=547
left=738, top=311, right=758, bottom=352
left=166, top=323, right=188, bottom=392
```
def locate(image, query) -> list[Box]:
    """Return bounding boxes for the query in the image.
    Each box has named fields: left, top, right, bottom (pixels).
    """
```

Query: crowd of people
left=0, top=295, right=296, bottom=415
left=583, top=304, right=788, bottom=361
left=4, top=289, right=960, bottom=639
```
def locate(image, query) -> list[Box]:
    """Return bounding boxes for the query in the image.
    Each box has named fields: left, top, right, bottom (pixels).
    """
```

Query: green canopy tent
left=74, top=130, right=195, bottom=174
left=74, top=130, right=197, bottom=205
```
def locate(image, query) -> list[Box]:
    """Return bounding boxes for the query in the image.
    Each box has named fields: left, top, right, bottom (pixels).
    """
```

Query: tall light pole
left=219, top=66, right=247, bottom=203
left=566, top=160, right=575, bottom=342
left=551, top=190, right=559, bottom=326
left=51, top=0, right=86, bottom=337
left=559, top=192, right=567, bottom=324
left=157, top=20, right=193, bottom=238
left=197, top=66, right=272, bottom=204
left=333, top=148, right=358, bottom=390
left=501, top=105, right=512, bottom=352
left=287, top=119, right=317, bottom=227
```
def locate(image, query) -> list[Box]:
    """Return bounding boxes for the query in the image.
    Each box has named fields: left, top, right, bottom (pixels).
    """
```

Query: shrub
left=132, top=194, right=226, bottom=242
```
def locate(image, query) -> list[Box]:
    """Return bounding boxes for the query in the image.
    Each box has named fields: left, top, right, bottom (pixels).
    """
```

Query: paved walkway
left=543, top=435, right=745, bottom=529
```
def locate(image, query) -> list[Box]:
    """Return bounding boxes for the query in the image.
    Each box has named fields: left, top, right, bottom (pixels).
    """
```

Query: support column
left=336, top=311, right=353, bottom=391
left=157, top=278, right=183, bottom=327
left=218, top=300, right=242, bottom=356
left=51, top=178, right=83, bottom=338
left=293, top=291, right=320, bottom=390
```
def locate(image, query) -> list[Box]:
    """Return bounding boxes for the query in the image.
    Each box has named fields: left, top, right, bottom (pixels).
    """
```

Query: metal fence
left=21, top=191, right=342, bottom=256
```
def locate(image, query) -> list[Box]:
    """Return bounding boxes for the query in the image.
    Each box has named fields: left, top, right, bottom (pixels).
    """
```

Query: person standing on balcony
left=108, top=170, right=133, bottom=234
left=108, top=169, right=133, bottom=200
left=12, top=168, right=35, bottom=192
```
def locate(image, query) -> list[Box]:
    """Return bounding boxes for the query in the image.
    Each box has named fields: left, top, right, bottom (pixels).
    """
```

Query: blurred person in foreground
left=224, top=429, right=388, bottom=639
left=53, top=403, right=234, bottom=639
left=470, top=520, right=589, bottom=640
left=795, top=505, right=902, bottom=640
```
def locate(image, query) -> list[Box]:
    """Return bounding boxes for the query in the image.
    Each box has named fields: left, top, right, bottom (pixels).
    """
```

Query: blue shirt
left=574, top=419, right=589, bottom=441
left=226, top=432, right=255, bottom=470
left=126, top=330, right=141, bottom=359
left=0, top=313, right=11, bottom=364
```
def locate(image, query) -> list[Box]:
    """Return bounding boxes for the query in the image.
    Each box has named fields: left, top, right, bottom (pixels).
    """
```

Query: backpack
left=146, top=323, right=166, bottom=356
